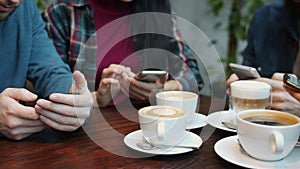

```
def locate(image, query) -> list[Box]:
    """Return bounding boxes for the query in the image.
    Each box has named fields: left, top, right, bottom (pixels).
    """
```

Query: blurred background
left=35, top=0, right=276, bottom=96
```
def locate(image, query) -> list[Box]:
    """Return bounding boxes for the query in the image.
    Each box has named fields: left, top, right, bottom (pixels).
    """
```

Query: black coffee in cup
left=241, top=112, right=298, bottom=126
left=237, top=109, right=300, bottom=161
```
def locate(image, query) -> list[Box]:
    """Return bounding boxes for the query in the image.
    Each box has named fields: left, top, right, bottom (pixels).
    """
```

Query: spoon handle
left=222, top=121, right=237, bottom=130
left=154, top=145, right=200, bottom=150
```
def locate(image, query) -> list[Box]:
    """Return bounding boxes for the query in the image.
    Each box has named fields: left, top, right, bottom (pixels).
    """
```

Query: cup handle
left=157, top=122, right=165, bottom=141
left=270, top=131, right=284, bottom=154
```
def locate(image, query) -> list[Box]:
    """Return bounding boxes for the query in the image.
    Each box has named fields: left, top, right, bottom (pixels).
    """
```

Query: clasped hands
left=0, top=71, right=93, bottom=140
left=94, top=64, right=183, bottom=107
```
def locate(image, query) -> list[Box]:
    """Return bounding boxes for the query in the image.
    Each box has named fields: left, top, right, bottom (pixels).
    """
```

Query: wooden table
left=0, top=95, right=245, bottom=169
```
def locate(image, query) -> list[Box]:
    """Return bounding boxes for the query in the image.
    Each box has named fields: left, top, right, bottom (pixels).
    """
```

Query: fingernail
left=51, top=95, right=57, bottom=101
left=37, top=100, right=44, bottom=106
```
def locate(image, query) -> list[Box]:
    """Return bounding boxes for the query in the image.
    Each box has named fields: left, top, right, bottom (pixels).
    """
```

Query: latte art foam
left=140, top=106, right=185, bottom=118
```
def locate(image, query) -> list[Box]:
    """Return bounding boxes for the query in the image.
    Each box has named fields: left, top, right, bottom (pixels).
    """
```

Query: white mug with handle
left=138, top=106, right=187, bottom=146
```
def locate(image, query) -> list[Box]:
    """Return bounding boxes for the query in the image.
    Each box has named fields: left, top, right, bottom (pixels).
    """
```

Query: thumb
left=3, top=88, right=37, bottom=102
left=69, top=71, right=88, bottom=94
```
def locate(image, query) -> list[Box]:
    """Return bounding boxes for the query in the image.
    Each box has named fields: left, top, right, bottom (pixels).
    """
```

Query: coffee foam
left=140, top=106, right=185, bottom=118
left=164, top=96, right=182, bottom=101
left=230, top=80, right=271, bottom=99
left=156, top=91, right=197, bottom=101
left=153, top=108, right=177, bottom=116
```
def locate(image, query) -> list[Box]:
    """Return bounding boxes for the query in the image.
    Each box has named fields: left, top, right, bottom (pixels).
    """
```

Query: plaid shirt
left=43, top=0, right=203, bottom=92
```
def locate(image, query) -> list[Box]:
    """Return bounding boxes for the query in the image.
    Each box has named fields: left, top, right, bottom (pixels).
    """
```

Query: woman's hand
left=256, top=73, right=300, bottom=116
left=121, top=73, right=172, bottom=101
left=94, top=64, right=131, bottom=107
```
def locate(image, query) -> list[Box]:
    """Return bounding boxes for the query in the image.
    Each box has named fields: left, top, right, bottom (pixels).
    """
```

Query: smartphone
left=229, top=63, right=261, bottom=80
left=283, top=74, right=300, bottom=92
left=134, top=68, right=167, bottom=82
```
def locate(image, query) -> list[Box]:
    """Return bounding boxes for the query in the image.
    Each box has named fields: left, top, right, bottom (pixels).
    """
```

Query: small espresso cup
left=156, top=91, right=198, bottom=126
left=229, top=80, right=272, bottom=123
left=138, top=105, right=187, bottom=145
left=237, top=109, right=300, bottom=161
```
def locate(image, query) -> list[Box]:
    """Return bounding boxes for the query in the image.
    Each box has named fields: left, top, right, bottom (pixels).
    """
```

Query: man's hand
left=0, top=88, right=45, bottom=140
left=257, top=73, right=300, bottom=116
left=35, top=71, right=93, bottom=131
left=285, top=85, right=300, bottom=102
left=226, top=74, right=239, bottom=95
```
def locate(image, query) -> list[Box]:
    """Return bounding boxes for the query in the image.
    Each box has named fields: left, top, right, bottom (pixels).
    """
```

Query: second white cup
left=156, top=91, right=198, bottom=126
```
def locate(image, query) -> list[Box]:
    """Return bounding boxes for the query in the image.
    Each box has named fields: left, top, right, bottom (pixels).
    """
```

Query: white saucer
left=186, top=113, right=207, bottom=130
left=207, top=110, right=236, bottom=132
left=124, top=130, right=202, bottom=155
left=214, top=135, right=300, bottom=169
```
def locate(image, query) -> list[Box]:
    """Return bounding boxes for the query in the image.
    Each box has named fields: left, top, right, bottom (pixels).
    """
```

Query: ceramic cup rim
left=156, top=91, right=198, bottom=101
left=230, top=80, right=272, bottom=90
left=237, top=109, right=300, bottom=128
left=230, top=80, right=271, bottom=99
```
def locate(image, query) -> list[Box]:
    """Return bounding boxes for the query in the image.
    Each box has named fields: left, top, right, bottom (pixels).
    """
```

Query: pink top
left=89, top=0, right=139, bottom=105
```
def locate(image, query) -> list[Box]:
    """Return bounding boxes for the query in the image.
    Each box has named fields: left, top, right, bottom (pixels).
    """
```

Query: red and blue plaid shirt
left=43, top=0, right=203, bottom=92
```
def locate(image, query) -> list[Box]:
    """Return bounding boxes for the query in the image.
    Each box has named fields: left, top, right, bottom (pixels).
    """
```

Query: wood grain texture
left=0, top=95, right=243, bottom=169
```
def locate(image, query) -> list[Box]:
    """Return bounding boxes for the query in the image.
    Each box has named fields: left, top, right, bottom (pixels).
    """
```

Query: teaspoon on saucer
left=136, top=142, right=200, bottom=150
left=222, top=121, right=237, bottom=130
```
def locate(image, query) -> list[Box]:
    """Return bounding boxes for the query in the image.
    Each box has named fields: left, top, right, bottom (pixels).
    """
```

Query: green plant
left=35, top=0, right=50, bottom=11
left=207, top=0, right=265, bottom=76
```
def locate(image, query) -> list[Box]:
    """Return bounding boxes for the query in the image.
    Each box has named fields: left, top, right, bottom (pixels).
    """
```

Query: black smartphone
left=283, top=74, right=300, bottom=92
left=134, top=68, right=167, bottom=82
left=229, top=63, right=261, bottom=80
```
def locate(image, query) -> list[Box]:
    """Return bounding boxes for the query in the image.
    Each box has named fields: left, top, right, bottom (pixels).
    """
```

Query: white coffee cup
left=237, top=109, right=300, bottom=161
left=156, top=91, right=198, bottom=126
left=138, top=105, right=187, bottom=145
